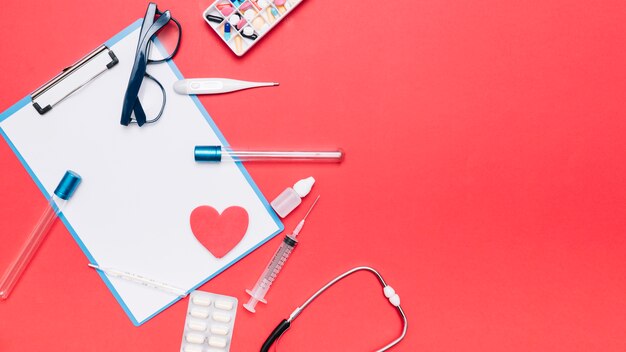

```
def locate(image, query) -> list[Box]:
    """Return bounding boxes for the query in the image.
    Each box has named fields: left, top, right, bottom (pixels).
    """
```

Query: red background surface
left=1, top=0, right=626, bottom=351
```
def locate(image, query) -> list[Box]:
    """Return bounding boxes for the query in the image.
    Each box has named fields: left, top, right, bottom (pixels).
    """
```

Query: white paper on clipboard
left=0, top=19, right=283, bottom=325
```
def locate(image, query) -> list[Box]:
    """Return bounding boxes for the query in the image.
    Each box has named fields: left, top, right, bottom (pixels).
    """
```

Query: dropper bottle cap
left=293, top=177, right=315, bottom=197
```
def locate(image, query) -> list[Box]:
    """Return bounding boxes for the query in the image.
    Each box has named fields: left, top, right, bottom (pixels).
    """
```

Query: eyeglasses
left=120, top=2, right=181, bottom=127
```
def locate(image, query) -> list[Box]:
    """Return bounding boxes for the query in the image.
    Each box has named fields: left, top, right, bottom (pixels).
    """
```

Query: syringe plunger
left=244, top=236, right=296, bottom=312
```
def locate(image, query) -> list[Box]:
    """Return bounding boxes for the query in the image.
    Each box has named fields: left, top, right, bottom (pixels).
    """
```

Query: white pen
left=173, top=78, right=279, bottom=95
left=88, top=264, right=187, bottom=297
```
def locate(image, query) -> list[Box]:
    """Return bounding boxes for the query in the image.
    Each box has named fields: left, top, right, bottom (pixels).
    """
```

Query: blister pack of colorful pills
left=203, top=0, right=304, bottom=56
left=180, top=291, right=238, bottom=352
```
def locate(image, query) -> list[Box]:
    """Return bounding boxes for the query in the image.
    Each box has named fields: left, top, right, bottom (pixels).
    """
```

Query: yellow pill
left=253, top=16, right=265, bottom=30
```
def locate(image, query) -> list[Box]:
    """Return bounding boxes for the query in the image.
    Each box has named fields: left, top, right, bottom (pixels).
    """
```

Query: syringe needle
left=292, top=196, right=320, bottom=237
left=302, top=195, right=320, bottom=221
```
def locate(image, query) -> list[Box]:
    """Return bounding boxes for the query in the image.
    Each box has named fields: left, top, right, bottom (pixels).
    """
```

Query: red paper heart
left=190, top=205, right=249, bottom=259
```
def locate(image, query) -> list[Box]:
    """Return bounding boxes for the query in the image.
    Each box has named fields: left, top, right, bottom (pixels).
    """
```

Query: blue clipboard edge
left=0, top=19, right=284, bottom=326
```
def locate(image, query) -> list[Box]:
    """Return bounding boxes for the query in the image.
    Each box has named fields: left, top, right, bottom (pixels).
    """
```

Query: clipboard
left=0, top=19, right=283, bottom=325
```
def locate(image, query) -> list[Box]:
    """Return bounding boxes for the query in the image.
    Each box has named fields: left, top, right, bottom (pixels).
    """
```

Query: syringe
left=244, top=196, right=320, bottom=313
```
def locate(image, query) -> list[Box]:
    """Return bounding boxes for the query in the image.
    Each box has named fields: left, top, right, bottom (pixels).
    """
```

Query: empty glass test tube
left=0, top=170, right=81, bottom=300
left=194, top=146, right=344, bottom=163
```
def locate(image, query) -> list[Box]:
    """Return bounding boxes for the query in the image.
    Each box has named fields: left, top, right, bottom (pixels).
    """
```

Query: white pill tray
left=180, top=291, right=238, bottom=352
left=203, top=0, right=304, bottom=56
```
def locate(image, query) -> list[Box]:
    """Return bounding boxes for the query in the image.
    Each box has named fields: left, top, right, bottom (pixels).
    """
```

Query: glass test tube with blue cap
left=195, top=146, right=344, bottom=163
left=0, top=170, right=82, bottom=300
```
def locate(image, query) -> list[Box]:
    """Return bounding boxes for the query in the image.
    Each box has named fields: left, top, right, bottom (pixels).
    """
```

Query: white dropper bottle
left=271, top=177, right=315, bottom=218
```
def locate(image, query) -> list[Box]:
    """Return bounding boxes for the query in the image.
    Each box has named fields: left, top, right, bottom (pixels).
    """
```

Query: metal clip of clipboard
left=31, top=45, right=119, bottom=115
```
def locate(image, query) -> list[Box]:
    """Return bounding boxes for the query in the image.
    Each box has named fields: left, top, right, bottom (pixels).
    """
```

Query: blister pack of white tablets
left=180, top=291, right=238, bottom=352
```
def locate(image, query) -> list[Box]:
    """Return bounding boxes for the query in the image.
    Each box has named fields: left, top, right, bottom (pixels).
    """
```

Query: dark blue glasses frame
left=120, top=2, right=181, bottom=127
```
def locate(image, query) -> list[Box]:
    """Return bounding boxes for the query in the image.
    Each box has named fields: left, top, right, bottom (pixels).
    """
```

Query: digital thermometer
left=173, top=78, right=278, bottom=95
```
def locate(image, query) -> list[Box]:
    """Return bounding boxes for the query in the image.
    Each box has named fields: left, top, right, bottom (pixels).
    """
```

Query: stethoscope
left=260, top=266, right=408, bottom=352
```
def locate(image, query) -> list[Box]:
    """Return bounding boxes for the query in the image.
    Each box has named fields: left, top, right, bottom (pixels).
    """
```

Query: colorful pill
left=266, top=7, right=275, bottom=23
left=228, top=14, right=240, bottom=26
left=220, top=7, right=235, bottom=16
left=224, top=23, right=232, bottom=41
left=252, top=16, right=265, bottom=30
left=220, top=6, right=235, bottom=16
left=244, top=8, right=257, bottom=21
left=239, top=1, right=253, bottom=11
left=206, top=14, right=224, bottom=23
left=273, top=0, right=287, bottom=14
left=237, top=18, right=247, bottom=29
left=242, top=27, right=258, bottom=40
left=271, top=7, right=279, bottom=17
left=234, top=35, right=243, bottom=54
left=216, top=1, right=232, bottom=9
